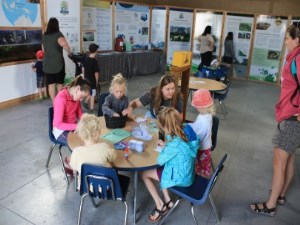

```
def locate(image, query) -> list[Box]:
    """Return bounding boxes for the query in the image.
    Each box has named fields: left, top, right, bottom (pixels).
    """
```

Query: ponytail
left=68, top=75, right=91, bottom=92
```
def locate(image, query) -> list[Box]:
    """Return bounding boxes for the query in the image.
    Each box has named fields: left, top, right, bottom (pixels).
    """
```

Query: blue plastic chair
left=214, top=81, right=231, bottom=119
left=77, top=164, right=130, bottom=225
left=46, top=107, right=71, bottom=184
left=97, top=92, right=109, bottom=117
left=158, top=154, right=227, bottom=225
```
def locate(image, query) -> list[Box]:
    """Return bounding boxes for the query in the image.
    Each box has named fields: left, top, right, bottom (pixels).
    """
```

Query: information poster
left=167, top=8, right=193, bottom=65
left=249, top=15, right=287, bottom=83
left=115, top=2, right=149, bottom=50
left=151, top=7, right=166, bottom=50
left=192, top=11, right=223, bottom=72
left=223, top=14, right=254, bottom=78
left=82, top=0, right=112, bottom=51
left=0, top=0, right=41, bottom=27
left=46, top=0, right=81, bottom=79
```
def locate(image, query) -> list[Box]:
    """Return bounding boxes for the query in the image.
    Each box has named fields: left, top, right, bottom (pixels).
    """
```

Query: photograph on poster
left=267, top=50, right=280, bottom=60
left=256, top=22, right=271, bottom=30
left=142, top=27, right=148, bottom=35
left=83, top=32, right=94, bottom=41
left=27, top=0, right=40, bottom=3
left=239, top=23, right=252, bottom=32
left=169, top=26, right=191, bottom=42
left=0, top=30, right=42, bottom=63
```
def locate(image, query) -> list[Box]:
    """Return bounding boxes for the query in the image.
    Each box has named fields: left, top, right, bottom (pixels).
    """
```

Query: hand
left=113, top=113, right=120, bottom=117
left=122, top=108, right=129, bottom=116
left=157, top=140, right=165, bottom=147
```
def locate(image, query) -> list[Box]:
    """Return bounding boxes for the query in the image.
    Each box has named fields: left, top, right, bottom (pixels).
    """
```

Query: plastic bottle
left=124, top=147, right=129, bottom=159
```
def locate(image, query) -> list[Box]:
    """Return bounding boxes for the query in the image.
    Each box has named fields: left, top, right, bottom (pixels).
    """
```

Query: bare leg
left=141, top=169, right=165, bottom=221
left=267, top=147, right=289, bottom=208
left=56, top=83, right=63, bottom=92
left=280, top=154, right=295, bottom=197
left=48, top=84, right=56, bottom=101
left=90, top=96, right=95, bottom=110
left=250, top=146, right=289, bottom=211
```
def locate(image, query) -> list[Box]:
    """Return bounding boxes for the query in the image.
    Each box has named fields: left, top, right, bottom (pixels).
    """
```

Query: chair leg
left=77, top=193, right=88, bottom=225
left=46, top=143, right=56, bottom=167
left=157, top=197, right=182, bottom=225
left=123, top=201, right=128, bottom=225
left=220, top=101, right=227, bottom=119
left=209, top=194, right=220, bottom=223
left=190, top=203, right=199, bottom=225
left=58, top=145, right=70, bottom=185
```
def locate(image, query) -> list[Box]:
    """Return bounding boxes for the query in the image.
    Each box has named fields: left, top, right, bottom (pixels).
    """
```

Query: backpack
left=290, top=57, right=300, bottom=107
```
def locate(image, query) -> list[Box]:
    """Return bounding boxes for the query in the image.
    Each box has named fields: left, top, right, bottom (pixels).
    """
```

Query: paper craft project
left=101, top=129, right=131, bottom=143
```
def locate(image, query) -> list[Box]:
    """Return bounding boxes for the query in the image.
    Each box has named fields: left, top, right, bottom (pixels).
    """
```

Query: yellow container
left=172, top=51, right=192, bottom=67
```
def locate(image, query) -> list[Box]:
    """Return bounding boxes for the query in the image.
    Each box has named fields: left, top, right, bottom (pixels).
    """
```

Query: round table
left=179, top=77, right=227, bottom=91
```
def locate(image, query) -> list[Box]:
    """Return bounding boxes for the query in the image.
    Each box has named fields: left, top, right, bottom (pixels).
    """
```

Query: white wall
left=0, top=63, right=37, bottom=103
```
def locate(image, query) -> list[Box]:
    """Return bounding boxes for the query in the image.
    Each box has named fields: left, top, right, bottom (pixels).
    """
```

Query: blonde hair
left=196, top=104, right=216, bottom=115
left=109, top=73, right=127, bottom=94
left=76, top=113, right=101, bottom=142
left=157, top=107, right=188, bottom=142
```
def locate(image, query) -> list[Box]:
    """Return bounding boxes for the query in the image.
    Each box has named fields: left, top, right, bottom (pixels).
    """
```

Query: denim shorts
left=272, top=119, right=300, bottom=154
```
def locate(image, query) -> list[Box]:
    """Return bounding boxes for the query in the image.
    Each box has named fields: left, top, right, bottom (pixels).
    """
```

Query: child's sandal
left=277, top=196, right=286, bottom=205
left=148, top=206, right=164, bottom=222
left=249, top=202, right=276, bottom=217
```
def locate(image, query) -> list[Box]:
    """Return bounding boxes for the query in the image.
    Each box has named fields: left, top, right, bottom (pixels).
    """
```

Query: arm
left=126, top=98, right=144, bottom=118
left=53, top=94, right=77, bottom=130
left=209, top=35, right=214, bottom=50
left=157, top=144, right=177, bottom=166
left=106, top=145, right=117, bottom=163
left=57, top=36, right=71, bottom=55
left=95, top=72, right=99, bottom=84
left=102, top=95, right=118, bottom=117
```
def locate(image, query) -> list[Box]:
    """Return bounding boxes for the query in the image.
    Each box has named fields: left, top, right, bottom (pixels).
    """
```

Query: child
left=102, top=73, right=129, bottom=117
left=189, top=89, right=216, bottom=177
left=141, top=107, right=199, bottom=222
left=69, top=113, right=117, bottom=189
left=82, top=43, right=100, bottom=112
left=31, top=50, right=47, bottom=101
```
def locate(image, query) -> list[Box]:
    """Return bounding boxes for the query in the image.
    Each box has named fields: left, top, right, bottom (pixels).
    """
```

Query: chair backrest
left=205, top=154, right=227, bottom=195
left=169, top=154, right=227, bottom=205
left=216, top=81, right=231, bottom=100
left=211, top=116, right=219, bottom=151
left=97, top=92, right=110, bottom=117
left=80, top=164, right=123, bottom=200
left=48, top=107, right=56, bottom=143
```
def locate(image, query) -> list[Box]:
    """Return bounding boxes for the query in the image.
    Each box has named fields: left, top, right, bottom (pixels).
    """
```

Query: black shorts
left=46, top=65, right=65, bottom=85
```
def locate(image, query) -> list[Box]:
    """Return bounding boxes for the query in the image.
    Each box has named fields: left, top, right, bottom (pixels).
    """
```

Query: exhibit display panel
left=82, top=0, right=113, bottom=51
left=249, top=15, right=288, bottom=83
left=223, top=13, right=254, bottom=79
left=151, top=7, right=166, bottom=50
left=166, top=8, right=193, bottom=66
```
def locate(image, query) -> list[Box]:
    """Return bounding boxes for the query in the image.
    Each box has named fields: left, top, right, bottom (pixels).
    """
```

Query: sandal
left=148, top=206, right=164, bottom=222
left=249, top=202, right=276, bottom=217
left=269, top=190, right=286, bottom=205
left=164, top=200, right=174, bottom=210
left=277, top=196, right=286, bottom=205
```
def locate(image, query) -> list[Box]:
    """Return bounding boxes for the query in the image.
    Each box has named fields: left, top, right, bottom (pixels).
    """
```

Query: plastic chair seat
left=158, top=154, right=227, bottom=225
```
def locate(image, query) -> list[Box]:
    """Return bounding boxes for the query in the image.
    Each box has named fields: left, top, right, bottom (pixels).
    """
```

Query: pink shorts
left=195, top=149, right=212, bottom=177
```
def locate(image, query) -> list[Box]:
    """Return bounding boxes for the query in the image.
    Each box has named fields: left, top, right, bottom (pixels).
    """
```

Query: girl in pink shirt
left=53, top=76, right=91, bottom=146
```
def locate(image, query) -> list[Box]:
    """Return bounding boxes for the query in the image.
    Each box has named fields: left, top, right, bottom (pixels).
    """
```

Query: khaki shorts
left=272, top=119, right=300, bottom=154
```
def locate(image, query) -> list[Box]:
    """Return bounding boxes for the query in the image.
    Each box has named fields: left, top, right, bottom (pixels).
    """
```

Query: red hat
left=36, top=50, right=44, bottom=60
left=191, top=89, right=213, bottom=108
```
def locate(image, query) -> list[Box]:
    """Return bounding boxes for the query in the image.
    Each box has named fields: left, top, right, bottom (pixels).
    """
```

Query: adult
left=198, top=25, right=214, bottom=71
left=42, top=17, right=72, bottom=101
left=52, top=76, right=91, bottom=147
left=249, top=25, right=300, bottom=217
left=222, top=32, right=236, bottom=64
left=127, top=74, right=183, bottom=120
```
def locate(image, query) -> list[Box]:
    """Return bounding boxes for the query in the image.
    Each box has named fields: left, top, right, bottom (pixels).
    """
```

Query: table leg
left=133, top=171, right=138, bottom=224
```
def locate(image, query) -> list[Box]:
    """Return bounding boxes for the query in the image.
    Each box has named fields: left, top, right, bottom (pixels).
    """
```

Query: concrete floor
left=0, top=73, right=299, bottom=225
